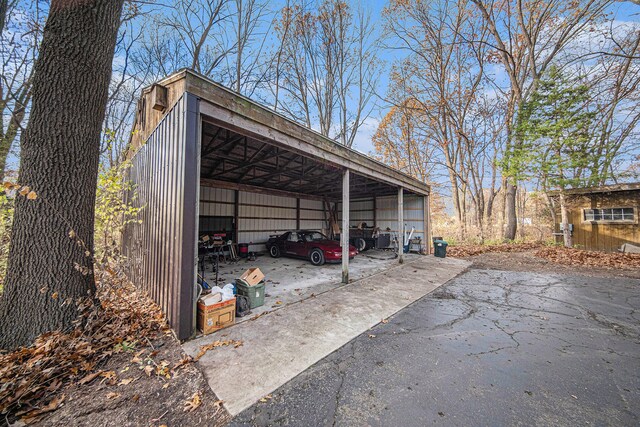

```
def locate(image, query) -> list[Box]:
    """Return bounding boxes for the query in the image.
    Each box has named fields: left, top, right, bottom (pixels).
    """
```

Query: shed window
left=583, top=208, right=635, bottom=222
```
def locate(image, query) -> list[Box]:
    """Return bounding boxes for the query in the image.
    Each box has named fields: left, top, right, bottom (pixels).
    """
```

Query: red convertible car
left=266, top=230, right=358, bottom=266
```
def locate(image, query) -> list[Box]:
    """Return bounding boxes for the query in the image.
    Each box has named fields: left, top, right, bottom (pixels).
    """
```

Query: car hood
left=315, top=239, right=356, bottom=251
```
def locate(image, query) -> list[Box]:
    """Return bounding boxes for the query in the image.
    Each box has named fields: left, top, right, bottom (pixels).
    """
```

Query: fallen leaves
left=106, top=392, right=120, bottom=400
left=0, top=265, right=170, bottom=423
left=118, top=378, right=134, bottom=386
left=78, top=370, right=102, bottom=385
left=447, top=243, right=543, bottom=257
left=18, top=394, right=66, bottom=424
left=183, top=391, right=202, bottom=412
left=535, top=246, right=640, bottom=269
left=194, top=340, right=244, bottom=361
left=259, top=394, right=272, bottom=403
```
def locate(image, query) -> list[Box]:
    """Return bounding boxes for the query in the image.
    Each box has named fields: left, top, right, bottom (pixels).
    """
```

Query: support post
left=424, top=194, right=432, bottom=254
left=342, top=170, right=350, bottom=284
left=398, top=187, right=404, bottom=264
left=296, top=198, right=301, bottom=230
left=372, top=196, right=377, bottom=227
left=234, top=190, right=239, bottom=244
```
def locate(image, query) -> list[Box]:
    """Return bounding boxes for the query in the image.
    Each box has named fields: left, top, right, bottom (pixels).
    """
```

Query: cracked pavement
left=229, top=268, right=640, bottom=426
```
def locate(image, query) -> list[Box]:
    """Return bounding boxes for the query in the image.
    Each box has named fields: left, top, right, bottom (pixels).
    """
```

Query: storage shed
left=551, top=183, right=640, bottom=252
left=122, top=69, right=432, bottom=340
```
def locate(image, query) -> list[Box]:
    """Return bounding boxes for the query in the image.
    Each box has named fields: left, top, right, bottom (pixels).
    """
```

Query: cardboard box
left=239, top=267, right=264, bottom=286
left=197, top=298, right=235, bottom=335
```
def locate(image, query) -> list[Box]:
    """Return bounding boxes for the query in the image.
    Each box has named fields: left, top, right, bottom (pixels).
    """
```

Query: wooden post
left=398, top=187, right=404, bottom=264
left=424, top=194, right=432, bottom=255
left=234, top=189, right=239, bottom=243
left=342, top=170, right=350, bottom=284
left=296, top=198, right=301, bottom=230
left=372, top=196, right=377, bottom=227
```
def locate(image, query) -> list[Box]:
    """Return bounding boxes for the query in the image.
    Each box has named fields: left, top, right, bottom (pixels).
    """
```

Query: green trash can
left=433, top=240, right=448, bottom=258
left=236, top=279, right=265, bottom=309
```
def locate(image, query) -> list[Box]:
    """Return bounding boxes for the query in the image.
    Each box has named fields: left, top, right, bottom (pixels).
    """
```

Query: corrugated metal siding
left=373, top=195, right=426, bottom=239
left=299, top=199, right=325, bottom=233
left=198, top=187, right=311, bottom=252
left=199, top=187, right=234, bottom=216
left=123, top=93, right=199, bottom=340
left=238, top=191, right=297, bottom=251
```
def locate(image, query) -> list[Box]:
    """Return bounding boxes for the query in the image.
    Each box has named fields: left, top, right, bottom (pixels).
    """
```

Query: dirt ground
left=35, top=334, right=230, bottom=427
left=459, top=250, right=640, bottom=279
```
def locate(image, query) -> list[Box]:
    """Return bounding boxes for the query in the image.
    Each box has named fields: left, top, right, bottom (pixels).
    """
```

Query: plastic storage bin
left=236, top=279, right=266, bottom=309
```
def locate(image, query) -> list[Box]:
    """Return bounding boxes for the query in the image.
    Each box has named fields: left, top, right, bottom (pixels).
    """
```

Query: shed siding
left=199, top=186, right=328, bottom=252
left=371, top=195, right=426, bottom=239
left=336, top=195, right=427, bottom=246
left=555, top=190, right=640, bottom=252
left=123, top=94, right=199, bottom=340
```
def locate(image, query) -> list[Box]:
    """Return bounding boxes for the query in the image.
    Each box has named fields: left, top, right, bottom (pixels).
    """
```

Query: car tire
left=309, top=248, right=325, bottom=266
left=269, top=245, right=281, bottom=258
left=354, top=238, right=366, bottom=252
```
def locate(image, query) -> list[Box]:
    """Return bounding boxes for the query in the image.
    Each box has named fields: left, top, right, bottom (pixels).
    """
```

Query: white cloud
left=351, top=116, right=380, bottom=155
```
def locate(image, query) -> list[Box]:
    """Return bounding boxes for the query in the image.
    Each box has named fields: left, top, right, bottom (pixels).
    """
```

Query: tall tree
left=470, top=0, right=613, bottom=241
left=0, top=0, right=125, bottom=350
left=516, top=66, right=596, bottom=247
left=380, top=0, right=493, bottom=239
left=274, top=0, right=378, bottom=146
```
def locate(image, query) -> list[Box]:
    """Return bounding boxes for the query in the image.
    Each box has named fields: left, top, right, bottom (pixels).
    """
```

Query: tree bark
left=0, top=0, right=7, bottom=34
left=559, top=192, right=573, bottom=248
left=0, top=0, right=124, bottom=350
left=503, top=182, right=517, bottom=241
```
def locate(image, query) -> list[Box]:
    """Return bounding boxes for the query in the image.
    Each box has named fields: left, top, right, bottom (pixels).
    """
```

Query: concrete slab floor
left=183, top=255, right=470, bottom=416
left=230, top=269, right=640, bottom=426
left=200, top=250, right=422, bottom=324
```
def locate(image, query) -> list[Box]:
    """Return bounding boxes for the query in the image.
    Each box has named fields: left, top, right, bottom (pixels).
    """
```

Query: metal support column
left=424, top=194, right=432, bottom=254
left=398, top=187, right=404, bottom=264
left=342, top=170, right=350, bottom=284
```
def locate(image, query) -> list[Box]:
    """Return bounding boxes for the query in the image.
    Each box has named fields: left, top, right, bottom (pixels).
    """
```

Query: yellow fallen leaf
left=184, top=391, right=202, bottom=412
left=27, top=190, right=37, bottom=200
left=19, top=186, right=29, bottom=195
left=106, top=392, right=120, bottom=399
left=162, top=383, right=170, bottom=389
left=51, top=292, right=59, bottom=300
left=381, top=319, right=389, bottom=324
left=118, top=378, right=134, bottom=386
left=144, top=365, right=154, bottom=376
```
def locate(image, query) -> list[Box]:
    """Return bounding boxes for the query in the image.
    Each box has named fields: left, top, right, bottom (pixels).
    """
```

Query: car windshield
left=302, top=231, right=326, bottom=242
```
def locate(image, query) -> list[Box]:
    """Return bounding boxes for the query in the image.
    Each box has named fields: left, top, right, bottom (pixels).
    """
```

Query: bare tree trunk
left=0, top=0, right=7, bottom=34
left=235, top=0, right=243, bottom=93
left=559, top=192, right=572, bottom=248
left=0, top=0, right=124, bottom=350
left=503, top=182, right=517, bottom=240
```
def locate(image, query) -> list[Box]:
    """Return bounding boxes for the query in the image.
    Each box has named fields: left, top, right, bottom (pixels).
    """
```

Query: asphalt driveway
left=230, top=268, right=640, bottom=426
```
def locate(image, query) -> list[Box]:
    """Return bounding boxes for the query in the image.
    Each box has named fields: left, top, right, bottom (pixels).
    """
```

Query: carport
left=123, top=69, right=431, bottom=340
